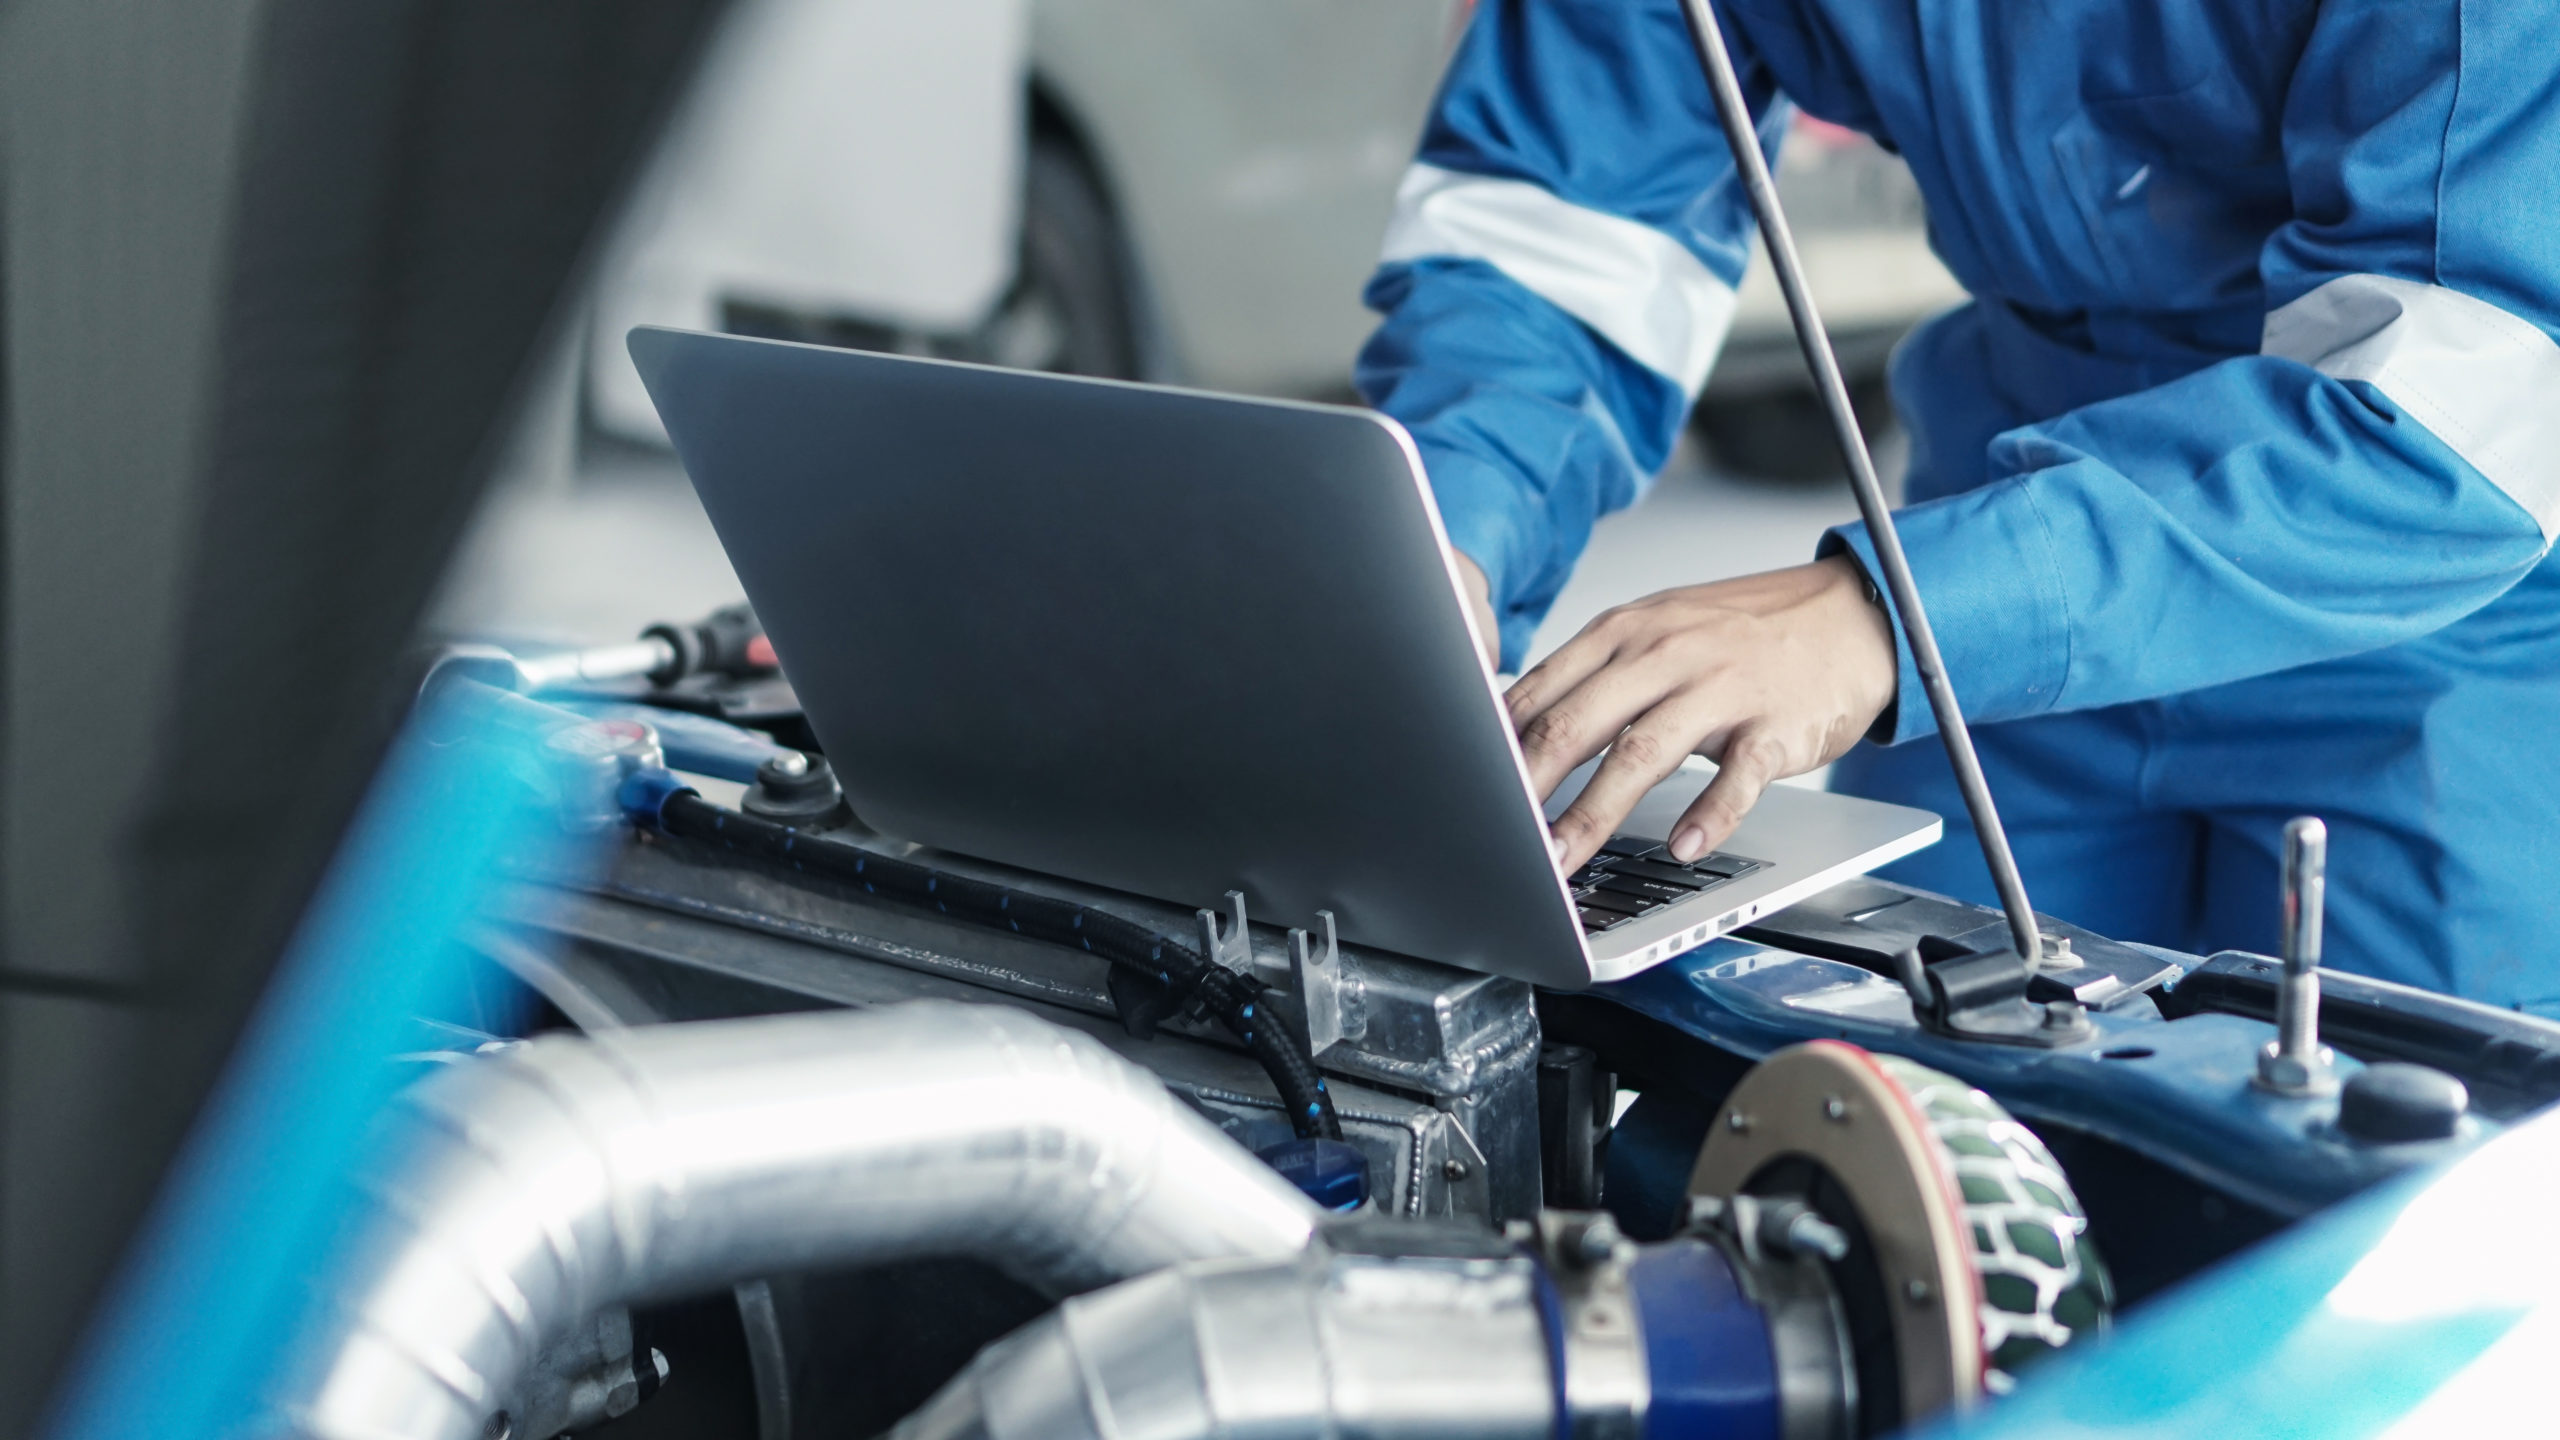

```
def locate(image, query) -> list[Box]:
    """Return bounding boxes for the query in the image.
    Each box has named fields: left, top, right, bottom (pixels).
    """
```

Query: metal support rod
left=2278, top=816, right=2327, bottom=1060
left=1675, top=0, right=2042, bottom=963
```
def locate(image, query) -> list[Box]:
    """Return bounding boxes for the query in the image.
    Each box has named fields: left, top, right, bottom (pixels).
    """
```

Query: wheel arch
left=1021, top=71, right=1174, bottom=381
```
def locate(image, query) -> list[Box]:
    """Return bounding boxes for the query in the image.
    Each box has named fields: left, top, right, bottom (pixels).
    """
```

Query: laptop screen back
left=630, top=327, right=1592, bottom=985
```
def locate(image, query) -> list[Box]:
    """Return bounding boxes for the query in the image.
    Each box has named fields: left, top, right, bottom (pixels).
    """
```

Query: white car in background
left=587, top=0, right=1962, bottom=478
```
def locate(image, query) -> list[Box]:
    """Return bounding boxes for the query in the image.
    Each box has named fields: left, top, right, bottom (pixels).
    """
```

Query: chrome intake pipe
left=266, top=1001, right=1320, bottom=1440
left=892, top=1216, right=1812, bottom=1440
left=894, top=1236, right=1560, bottom=1440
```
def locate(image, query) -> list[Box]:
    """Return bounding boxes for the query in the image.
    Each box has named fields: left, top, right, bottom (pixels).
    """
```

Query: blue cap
left=1256, top=1137, right=1371, bottom=1212
left=617, top=767, right=695, bottom=827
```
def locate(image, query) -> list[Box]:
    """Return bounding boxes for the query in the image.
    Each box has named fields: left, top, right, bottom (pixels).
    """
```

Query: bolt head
left=1821, top=1096, right=1849, bottom=1122
left=1442, top=1158, right=1471, bottom=1181
left=2042, top=999, right=2087, bottom=1030
left=1725, top=1110, right=1753, bottom=1133
left=1903, top=1278, right=1934, bottom=1306
left=2254, top=1041, right=2339, bottom=1096
left=1783, top=1210, right=1852, bottom=1263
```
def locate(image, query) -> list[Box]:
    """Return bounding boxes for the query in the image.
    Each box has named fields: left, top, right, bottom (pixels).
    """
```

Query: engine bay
left=286, top=660, right=2560, bottom=1440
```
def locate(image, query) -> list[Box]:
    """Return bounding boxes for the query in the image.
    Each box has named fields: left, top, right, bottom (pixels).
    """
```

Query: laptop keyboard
left=1569, top=835, right=1767, bottom=934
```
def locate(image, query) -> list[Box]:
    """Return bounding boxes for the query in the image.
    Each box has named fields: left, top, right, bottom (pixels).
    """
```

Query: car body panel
left=1029, top=0, right=1464, bottom=393
left=588, top=0, right=1030, bottom=440
left=1915, top=1102, right=2560, bottom=1440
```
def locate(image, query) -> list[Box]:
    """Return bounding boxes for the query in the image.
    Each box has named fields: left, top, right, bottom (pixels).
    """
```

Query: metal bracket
left=1894, top=936, right=2092, bottom=1048
left=1289, top=911, right=1344, bottom=1056
left=1742, top=878, right=2174, bottom=1007
left=1197, top=889, right=1255, bottom=977
left=1415, top=1106, right=1493, bottom=1220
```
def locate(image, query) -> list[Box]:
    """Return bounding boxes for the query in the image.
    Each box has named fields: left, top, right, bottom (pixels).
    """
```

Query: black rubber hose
left=653, top=791, right=1343, bottom=1140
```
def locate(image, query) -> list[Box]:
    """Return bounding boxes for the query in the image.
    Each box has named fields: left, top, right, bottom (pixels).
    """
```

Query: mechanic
left=1356, top=0, right=2560, bottom=1013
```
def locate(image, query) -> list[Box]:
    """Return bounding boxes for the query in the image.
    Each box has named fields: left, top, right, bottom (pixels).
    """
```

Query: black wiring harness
left=649, top=789, right=1344, bottom=1141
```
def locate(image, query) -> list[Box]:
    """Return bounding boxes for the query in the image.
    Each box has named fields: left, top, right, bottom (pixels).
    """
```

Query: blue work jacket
left=1357, top=0, right=2560, bottom=1005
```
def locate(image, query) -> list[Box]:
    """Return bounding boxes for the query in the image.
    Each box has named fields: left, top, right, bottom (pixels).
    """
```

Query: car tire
left=1869, top=1053, right=2115, bottom=1389
left=974, top=139, right=1138, bottom=380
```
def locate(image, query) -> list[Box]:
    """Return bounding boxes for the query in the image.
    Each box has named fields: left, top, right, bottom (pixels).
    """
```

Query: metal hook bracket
left=1196, top=889, right=1255, bottom=977
left=1288, top=911, right=1345, bottom=1056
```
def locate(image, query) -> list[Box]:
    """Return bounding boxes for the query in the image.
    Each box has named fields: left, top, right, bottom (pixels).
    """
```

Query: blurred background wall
left=438, top=0, right=1957, bottom=670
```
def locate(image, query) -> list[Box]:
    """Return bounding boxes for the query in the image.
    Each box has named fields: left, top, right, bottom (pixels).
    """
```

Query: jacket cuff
left=1815, top=477, right=2073, bottom=746
left=1414, top=441, right=1543, bottom=670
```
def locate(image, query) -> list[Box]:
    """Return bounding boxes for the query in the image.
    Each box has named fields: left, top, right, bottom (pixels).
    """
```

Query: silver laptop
left=629, top=327, right=1939, bottom=987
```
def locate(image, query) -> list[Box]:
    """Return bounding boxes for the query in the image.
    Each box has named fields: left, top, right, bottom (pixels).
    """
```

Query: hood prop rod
left=1675, top=0, right=2045, bottom=966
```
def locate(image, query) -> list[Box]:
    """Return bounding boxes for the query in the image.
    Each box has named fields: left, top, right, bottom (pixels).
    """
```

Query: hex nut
left=2254, top=1041, right=2339, bottom=1096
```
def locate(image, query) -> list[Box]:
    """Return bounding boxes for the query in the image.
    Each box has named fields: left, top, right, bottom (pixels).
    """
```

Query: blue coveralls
left=1356, top=0, right=2560, bottom=1013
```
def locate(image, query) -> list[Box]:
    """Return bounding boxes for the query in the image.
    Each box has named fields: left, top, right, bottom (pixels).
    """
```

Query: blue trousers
left=1831, top=628, right=2560, bottom=1019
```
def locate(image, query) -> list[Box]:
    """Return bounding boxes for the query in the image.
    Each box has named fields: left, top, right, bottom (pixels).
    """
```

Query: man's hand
left=1509, top=556, right=1897, bottom=872
left=1451, top=551, right=1502, bottom=673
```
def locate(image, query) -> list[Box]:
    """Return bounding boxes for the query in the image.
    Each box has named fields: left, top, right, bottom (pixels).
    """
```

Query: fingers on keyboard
left=1571, top=837, right=1765, bottom=934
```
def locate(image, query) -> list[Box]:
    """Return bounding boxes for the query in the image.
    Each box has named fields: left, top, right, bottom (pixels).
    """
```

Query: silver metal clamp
left=1520, top=1213, right=1651, bottom=1440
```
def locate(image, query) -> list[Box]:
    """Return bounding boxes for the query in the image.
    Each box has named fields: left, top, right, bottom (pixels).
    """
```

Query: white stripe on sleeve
left=1380, top=163, right=1737, bottom=396
left=2264, top=274, right=2560, bottom=541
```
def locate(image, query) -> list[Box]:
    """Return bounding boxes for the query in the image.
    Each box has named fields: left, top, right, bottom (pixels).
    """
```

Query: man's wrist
left=1449, top=550, right=1501, bottom=671
left=1817, top=554, right=1899, bottom=741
